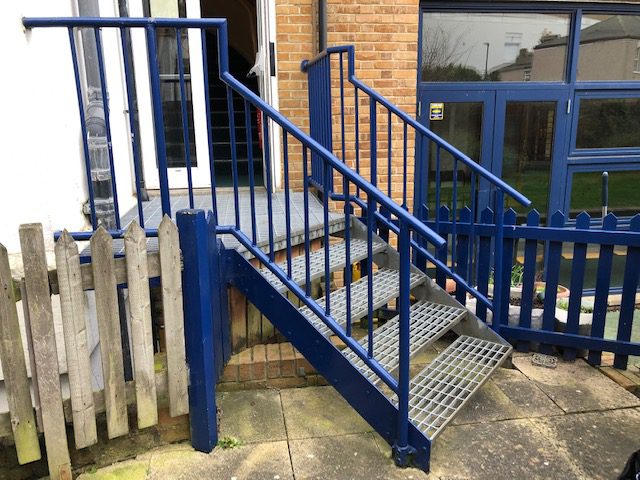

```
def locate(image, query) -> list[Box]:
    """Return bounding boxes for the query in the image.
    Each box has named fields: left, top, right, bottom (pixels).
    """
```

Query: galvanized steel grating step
left=259, top=239, right=386, bottom=293
left=344, top=301, right=467, bottom=383
left=299, top=268, right=425, bottom=337
left=407, top=336, right=512, bottom=440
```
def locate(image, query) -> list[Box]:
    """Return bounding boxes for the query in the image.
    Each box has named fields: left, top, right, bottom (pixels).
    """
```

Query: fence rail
left=0, top=218, right=187, bottom=479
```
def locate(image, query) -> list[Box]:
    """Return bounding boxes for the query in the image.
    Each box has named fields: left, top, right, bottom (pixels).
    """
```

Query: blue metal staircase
left=222, top=214, right=513, bottom=470
left=23, top=16, right=531, bottom=473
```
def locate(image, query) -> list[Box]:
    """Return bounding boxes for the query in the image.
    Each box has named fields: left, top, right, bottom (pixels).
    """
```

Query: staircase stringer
left=221, top=247, right=432, bottom=471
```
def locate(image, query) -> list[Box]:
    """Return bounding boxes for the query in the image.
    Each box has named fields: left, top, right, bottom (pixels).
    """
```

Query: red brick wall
left=275, top=0, right=420, bottom=211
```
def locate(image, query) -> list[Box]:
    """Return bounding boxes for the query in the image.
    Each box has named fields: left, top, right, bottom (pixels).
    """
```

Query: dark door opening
left=201, top=0, right=264, bottom=187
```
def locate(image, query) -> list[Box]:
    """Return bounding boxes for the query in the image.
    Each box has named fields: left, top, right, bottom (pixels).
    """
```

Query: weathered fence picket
left=158, top=215, right=189, bottom=418
left=55, top=230, right=97, bottom=448
left=0, top=221, right=190, bottom=477
left=0, top=244, right=40, bottom=465
left=517, top=209, right=540, bottom=353
left=91, top=227, right=129, bottom=439
left=125, top=221, right=158, bottom=428
left=540, top=212, right=565, bottom=355
left=19, top=224, right=72, bottom=480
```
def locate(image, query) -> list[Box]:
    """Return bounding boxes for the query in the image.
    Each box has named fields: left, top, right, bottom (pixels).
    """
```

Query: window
left=570, top=171, right=640, bottom=217
left=578, top=14, right=640, bottom=81
left=421, top=12, right=571, bottom=82
left=634, top=41, right=640, bottom=73
left=576, top=97, right=640, bottom=149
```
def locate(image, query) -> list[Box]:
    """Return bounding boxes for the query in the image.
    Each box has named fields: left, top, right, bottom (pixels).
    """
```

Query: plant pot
left=555, top=308, right=593, bottom=357
left=535, top=282, right=570, bottom=299
left=486, top=284, right=524, bottom=300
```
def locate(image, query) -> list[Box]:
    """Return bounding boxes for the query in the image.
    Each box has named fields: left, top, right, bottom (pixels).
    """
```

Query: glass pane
left=570, top=170, right=640, bottom=218
left=421, top=12, right=571, bottom=82
left=502, top=101, right=555, bottom=216
left=427, top=102, right=482, bottom=211
left=576, top=98, right=640, bottom=149
left=578, top=14, right=640, bottom=81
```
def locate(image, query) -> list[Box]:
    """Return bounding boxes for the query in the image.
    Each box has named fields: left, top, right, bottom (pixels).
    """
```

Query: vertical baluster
left=200, top=29, right=218, bottom=223
left=492, top=190, right=505, bottom=333
left=468, top=171, right=477, bottom=282
left=244, top=99, right=257, bottom=245
left=146, top=24, right=171, bottom=218
left=176, top=28, right=194, bottom=209
left=395, top=221, right=411, bottom=463
left=119, top=27, right=145, bottom=227
left=387, top=111, right=392, bottom=198
left=402, top=122, right=408, bottom=209
left=451, top=157, right=458, bottom=271
left=370, top=97, right=377, bottom=187
left=226, top=86, right=241, bottom=229
left=323, top=160, right=331, bottom=315
left=94, top=27, right=121, bottom=228
left=283, top=133, right=292, bottom=278
left=435, top=145, right=441, bottom=232
left=344, top=177, right=352, bottom=337
left=263, top=113, right=275, bottom=262
left=302, top=148, right=312, bottom=297
left=339, top=52, right=346, bottom=165
left=68, top=27, right=97, bottom=229
left=366, top=193, right=375, bottom=357
left=476, top=207, right=494, bottom=322
left=354, top=87, right=360, bottom=197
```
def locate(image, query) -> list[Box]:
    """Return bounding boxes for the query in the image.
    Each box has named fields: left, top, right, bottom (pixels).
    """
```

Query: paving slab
left=451, top=378, right=522, bottom=425
left=217, top=389, right=287, bottom=444
left=280, top=386, right=372, bottom=439
left=428, top=418, right=581, bottom=479
left=147, top=440, right=293, bottom=480
left=513, top=355, right=640, bottom=413
left=290, top=432, right=432, bottom=480
left=490, top=367, right=564, bottom=418
left=532, top=408, right=640, bottom=480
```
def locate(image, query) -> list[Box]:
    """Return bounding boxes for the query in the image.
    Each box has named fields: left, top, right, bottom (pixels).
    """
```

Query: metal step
left=299, top=268, right=425, bottom=337
left=259, top=239, right=387, bottom=294
left=344, top=301, right=467, bottom=383
left=407, top=336, right=512, bottom=440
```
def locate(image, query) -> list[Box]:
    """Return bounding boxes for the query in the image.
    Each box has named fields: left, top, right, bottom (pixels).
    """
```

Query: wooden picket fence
left=0, top=217, right=188, bottom=479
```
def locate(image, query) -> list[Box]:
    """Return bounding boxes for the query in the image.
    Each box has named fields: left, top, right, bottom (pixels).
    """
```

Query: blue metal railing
left=301, top=46, right=532, bottom=332
left=23, top=17, right=450, bottom=464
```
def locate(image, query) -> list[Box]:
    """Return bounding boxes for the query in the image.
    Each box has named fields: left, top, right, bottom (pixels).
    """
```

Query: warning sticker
left=429, top=102, right=444, bottom=121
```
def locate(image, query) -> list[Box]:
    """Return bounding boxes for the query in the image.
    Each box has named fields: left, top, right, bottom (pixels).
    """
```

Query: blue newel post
left=177, top=209, right=218, bottom=452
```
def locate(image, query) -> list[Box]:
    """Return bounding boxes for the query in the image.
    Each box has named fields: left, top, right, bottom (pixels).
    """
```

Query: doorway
left=418, top=87, right=569, bottom=223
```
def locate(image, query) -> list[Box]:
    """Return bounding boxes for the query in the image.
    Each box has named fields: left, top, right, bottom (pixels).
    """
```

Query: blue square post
left=177, top=209, right=218, bottom=452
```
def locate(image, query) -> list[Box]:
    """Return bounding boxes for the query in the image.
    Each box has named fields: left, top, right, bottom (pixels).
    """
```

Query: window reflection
left=421, top=12, right=570, bottom=82
left=578, top=14, right=640, bottom=81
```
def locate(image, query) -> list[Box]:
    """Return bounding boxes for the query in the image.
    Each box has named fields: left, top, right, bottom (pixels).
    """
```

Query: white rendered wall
left=0, top=0, right=136, bottom=253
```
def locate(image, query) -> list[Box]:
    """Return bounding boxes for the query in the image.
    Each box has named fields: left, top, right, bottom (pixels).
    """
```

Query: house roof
left=536, top=14, right=640, bottom=49
left=493, top=49, right=533, bottom=74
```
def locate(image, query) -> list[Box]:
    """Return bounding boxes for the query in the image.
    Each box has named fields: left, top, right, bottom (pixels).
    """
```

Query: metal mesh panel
left=299, top=268, right=424, bottom=337
left=407, top=336, right=512, bottom=440
left=259, top=239, right=385, bottom=293
left=344, top=301, right=466, bottom=382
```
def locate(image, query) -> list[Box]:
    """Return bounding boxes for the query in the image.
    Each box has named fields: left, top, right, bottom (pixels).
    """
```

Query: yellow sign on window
left=429, top=102, right=444, bottom=121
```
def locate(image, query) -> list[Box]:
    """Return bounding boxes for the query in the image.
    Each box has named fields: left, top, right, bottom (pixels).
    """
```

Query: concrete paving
left=78, top=355, right=640, bottom=480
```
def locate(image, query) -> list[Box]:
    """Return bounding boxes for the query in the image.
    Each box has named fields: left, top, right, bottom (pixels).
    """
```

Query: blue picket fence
left=426, top=207, right=640, bottom=369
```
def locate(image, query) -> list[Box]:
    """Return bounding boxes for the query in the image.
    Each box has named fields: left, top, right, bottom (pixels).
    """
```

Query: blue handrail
left=302, top=45, right=531, bottom=208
